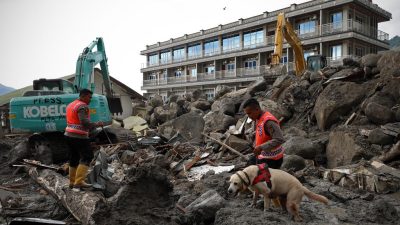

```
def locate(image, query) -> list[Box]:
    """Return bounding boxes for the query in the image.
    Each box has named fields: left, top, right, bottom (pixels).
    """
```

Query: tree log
left=27, top=167, right=105, bottom=225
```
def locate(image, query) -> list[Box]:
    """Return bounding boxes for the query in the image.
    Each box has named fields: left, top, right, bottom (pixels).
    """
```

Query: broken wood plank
left=344, top=112, right=357, bottom=126
left=202, top=133, right=248, bottom=161
left=183, top=153, right=202, bottom=172
left=378, top=141, right=400, bottom=163
left=175, top=203, right=188, bottom=214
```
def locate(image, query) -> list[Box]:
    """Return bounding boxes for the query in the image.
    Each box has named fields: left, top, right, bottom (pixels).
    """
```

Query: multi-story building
left=141, top=0, right=391, bottom=101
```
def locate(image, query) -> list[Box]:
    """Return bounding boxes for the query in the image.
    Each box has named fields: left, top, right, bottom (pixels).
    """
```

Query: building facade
left=141, top=0, right=391, bottom=101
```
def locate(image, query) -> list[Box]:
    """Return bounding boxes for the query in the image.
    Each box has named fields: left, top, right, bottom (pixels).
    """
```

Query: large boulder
left=247, top=79, right=267, bottom=96
left=186, top=190, right=226, bottom=222
left=215, top=85, right=232, bottom=99
left=281, top=154, right=306, bottom=171
left=227, top=135, right=250, bottom=152
left=365, top=102, right=395, bottom=125
left=149, top=95, right=163, bottom=108
left=326, top=129, right=365, bottom=168
left=203, top=111, right=236, bottom=133
left=377, top=49, right=400, bottom=77
left=282, top=136, right=320, bottom=159
left=258, top=99, right=292, bottom=121
left=313, top=81, right=366, bottom=130
left=158, top=110, right=205, bottom=143
left=167, top=94, right=179, bottom=103
left=368, top=128, right=395, bottom=145
left=361, top=91, right=396, bottom=112
left=191, top=99, right=211, bottom=111
left=191, top=89, right=205, bottom=101
left=221, top=88, right=252, bottom=112
left=361, top=54, right=382, bottom=67
left=211, top=98, right=236, bottom=116
left=153, top=104, right=178, bottom=124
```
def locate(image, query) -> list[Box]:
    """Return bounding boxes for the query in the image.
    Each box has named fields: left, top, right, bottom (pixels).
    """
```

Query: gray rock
left=158, top=110, right=205, bottom=143
left=215, top=85, right=232, bottom=99
left=227, top=135, right=250, bottom=152
left=361, top=54, right=382, bottom=67
left=167, top=94, right=178, bottom=103
left=298, top=79, right=310, bottom=90
left=191, top=89, right=205, bottom=101
left=203, top=111, right=236, bottom=133
left=321, top=67, right=338, bottom=77
left=281, top=155, right=306, bottom=171
left=313, top=81, right=366, bottom=130
left=326, top=130, right=364, bottom=168
left=368, top=128, right=395, bottom=145
left=247, top=79, right=267, bottom=96
left=187, top=189, right=226, bottom=221
left=309, top=72, right=322, bottom=83
left=343, top=57, right=360, bottom=67
left=396, top=108, right=400, bottom=122
left=120, top=150, right=135, bottom=165
left=365, top=102, right=395, bottom=125
left=211, top=98, right=236, bottom=116
left=282, top=137, right=319, bottom=159
left=361, top=92, right=396, bottom=112
left=191, top=99, right=211, bottom=111
left=149, top=94, right=163, bottom=108
left=258, top=99, right=292, bottom=121
left=377, top=49, right=400, bottom=77
left=273, top=74, right=291, bottom=88
left=283, top=127, right=307, bottom=139
left=176, top=96, right=186, bottom=106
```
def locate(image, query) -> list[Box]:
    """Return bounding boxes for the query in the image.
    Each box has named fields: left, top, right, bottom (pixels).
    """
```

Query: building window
left=298, top=21, right=317, bottom=35
left=244, top=60, right=257, bottom=69
left=149, top=73, right=156, bottom=80
left=355, top=46, right=365, bottom=57
left=175, top=70, right=182, bottom=78
left=160, top=70, right=167, bottom=80
left=188, top=44, right=201, bottom=59
left=173, top=48, right=185, bottom=62
left=149, top=54, right=158, bottom=66
left=330, top=45, right=342, bottom=60
left=191, top=68, right=197, bottom=77
left=204, top=89, right=215, bottom=100
left=223, top=35, right=240, bottom=52
left=160, top=51, right=171, bottom=64
left=205, top=66, right=215, bottom=75
left=204, top=40, right=219, bottom=56
left=331, top=12, right=343, bottom=30
left=243, top=28, right=264, bottom=49
left=227, top=64, right=235, bottom=71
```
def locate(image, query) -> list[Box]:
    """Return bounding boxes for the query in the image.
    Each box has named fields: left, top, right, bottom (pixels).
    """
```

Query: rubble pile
left=1, top=48, right=400, bottom=225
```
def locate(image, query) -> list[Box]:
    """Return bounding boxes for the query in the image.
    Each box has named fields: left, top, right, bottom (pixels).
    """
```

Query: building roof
left=0, top=71, right=145, bottom=107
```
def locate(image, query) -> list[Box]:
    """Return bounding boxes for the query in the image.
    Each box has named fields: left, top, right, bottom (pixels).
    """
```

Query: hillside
left=389, top=35, right=400, bottom=48
left=0, top=83, right=15, bottom=95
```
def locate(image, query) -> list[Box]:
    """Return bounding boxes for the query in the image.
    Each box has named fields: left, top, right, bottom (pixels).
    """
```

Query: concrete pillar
left=343, top=6, right=349, bottom=32
left=218, top=35, right=222, bottom=54
left=263, top=24, right=267, bottom=45
left=239, top=31, right=243, bottom=50
left=184, top=45, right=188, bottom=60
left=319, top=9, right=323, bottom=36
left=320, top=42, right=323, bottom=55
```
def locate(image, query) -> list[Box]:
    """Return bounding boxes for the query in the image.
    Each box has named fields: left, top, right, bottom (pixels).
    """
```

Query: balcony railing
left=145, top=19, right=389, bottom=68
left=143, top=65, right=278, bottom=87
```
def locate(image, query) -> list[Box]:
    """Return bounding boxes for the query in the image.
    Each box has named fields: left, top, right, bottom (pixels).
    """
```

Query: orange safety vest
left=65, top=99, right=90, bottom=137
left=255, top=111, right=284, bottom=160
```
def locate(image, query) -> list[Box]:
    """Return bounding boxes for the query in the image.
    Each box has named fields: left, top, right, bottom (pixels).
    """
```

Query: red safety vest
left=65, top=99, right=90, bottom=137
left=255, top=111, right=284, bottom=160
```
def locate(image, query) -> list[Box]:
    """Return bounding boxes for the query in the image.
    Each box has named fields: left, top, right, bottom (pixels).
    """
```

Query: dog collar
left=236, top=171, right=251, bottom=187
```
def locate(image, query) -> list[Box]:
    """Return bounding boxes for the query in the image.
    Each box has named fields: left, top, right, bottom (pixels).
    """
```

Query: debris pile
left=1, top=48, right=400, bottom=224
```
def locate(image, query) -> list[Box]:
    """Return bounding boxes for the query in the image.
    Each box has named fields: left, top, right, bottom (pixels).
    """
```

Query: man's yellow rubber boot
left=73, top=164, right=92, bottom=190
left=69, top=167, right=77, bottom=189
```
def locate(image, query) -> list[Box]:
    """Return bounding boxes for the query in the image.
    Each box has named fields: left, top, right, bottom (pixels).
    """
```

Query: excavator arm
left=271, top=13, right=306, bottom=76
left=74, top=37, right=122, bottom=114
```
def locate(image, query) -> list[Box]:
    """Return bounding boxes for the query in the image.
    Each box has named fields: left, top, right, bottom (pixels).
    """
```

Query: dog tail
left=302, top=187, right=328, bottom=205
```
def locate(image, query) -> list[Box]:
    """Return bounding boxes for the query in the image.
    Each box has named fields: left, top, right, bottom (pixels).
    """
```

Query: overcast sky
left=0, top=0, right=398, bottom=93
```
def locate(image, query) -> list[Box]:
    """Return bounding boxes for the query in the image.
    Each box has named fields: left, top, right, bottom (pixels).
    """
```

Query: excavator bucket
left=107, top=97, right=123, bottom=114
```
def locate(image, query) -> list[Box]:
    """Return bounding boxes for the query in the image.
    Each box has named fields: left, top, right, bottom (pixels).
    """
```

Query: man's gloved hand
left=253, top=146, right=262, bottom=155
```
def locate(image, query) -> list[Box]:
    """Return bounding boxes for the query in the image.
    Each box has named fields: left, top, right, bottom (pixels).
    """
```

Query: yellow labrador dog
left=228, top=164, right=328, bottom=221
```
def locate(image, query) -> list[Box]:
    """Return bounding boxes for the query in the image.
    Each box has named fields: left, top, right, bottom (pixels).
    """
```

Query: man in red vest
left=243, top=98, right=285, bottom=169
left=64, top=89, right=103, bottom=191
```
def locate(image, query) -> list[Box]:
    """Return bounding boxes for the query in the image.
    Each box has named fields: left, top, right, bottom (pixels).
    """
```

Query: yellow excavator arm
left=271, top=13, right=306, bottom=76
